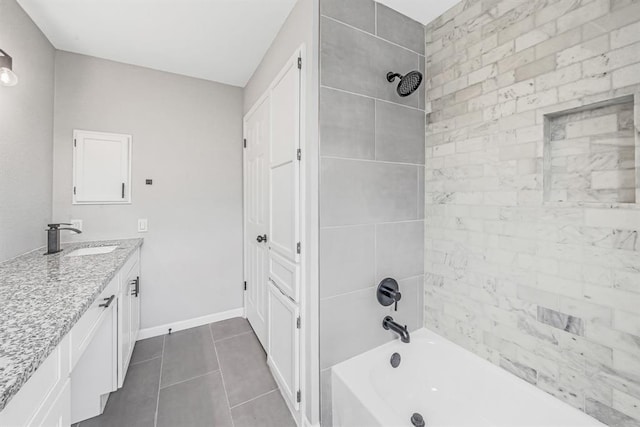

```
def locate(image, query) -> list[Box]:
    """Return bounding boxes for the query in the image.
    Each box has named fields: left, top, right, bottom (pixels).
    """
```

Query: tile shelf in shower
left=542, top=94, right=640, bottom=207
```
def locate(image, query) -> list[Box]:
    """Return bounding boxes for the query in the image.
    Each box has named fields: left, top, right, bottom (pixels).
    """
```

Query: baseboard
left=303, top=417, right=319, bottom=427
left=137, top=308, right=244, bottom=340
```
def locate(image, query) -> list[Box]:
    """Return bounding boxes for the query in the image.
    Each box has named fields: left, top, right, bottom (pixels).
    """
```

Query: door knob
left=256, top=234, right=267, bottom=243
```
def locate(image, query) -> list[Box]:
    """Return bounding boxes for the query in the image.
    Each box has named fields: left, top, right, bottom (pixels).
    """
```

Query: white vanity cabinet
left=0, top=247, right=142, bottom=427
left=117, top=248, right=141, bottom=387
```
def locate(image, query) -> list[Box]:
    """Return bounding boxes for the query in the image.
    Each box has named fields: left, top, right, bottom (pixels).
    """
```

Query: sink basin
left=65, top=246, right=118, bottom=257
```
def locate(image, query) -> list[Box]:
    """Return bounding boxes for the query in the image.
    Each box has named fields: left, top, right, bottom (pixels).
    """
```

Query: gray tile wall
left=425, top=1, right=640, bottom=426
left=319, top=0, right=425, bottom=424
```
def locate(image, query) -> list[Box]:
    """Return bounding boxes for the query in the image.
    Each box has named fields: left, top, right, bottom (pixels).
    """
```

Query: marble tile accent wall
left=425, top=1, right=640, bottom=426
left=319, top=0, right=425, bottom=424
left=545, top=97, right=636, bottom=203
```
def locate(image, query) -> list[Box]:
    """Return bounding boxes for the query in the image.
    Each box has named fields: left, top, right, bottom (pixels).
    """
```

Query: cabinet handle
left=130, top=276, right=140, bottom=297
left=121, top=183, right=125, bottom=199
left=99, top=294, right=115, bottom=308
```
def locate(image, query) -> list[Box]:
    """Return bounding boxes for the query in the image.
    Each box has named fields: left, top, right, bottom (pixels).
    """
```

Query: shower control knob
left=377, top=278, right=402, bottom=311
left=411, top=413, right=426, bottom=427
left=256, top=234, right=267, bottom=243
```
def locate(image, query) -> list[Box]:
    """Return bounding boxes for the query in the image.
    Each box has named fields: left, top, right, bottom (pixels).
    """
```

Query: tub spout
left=382, top=316, right=410, bottom=343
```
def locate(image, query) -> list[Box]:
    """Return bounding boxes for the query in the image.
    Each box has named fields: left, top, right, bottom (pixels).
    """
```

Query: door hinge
left=296, top=316, right=301, bottom=329
left=297, top=57, right=302, bottom=69
left=244, top=281, right=247, bottom=291
left=73, top=139, right=76, bottom=147
left=297, top=149, right=301, bottom=161
left=73, top=186, right=76, bottom=195
left=296, top=390, right=301, bottom=403
left=296, top=242, right=301, bottom=254
left=243, top=138, right=247, bottom=148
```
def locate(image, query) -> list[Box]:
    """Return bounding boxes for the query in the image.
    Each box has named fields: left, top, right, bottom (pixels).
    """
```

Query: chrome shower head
left=386, top=70, right=423, bottom=97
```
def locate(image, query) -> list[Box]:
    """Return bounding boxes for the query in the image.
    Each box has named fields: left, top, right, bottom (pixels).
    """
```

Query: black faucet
left=46, top=223, right=82, bottom=255
left=383, top=316, right=410, bottom=343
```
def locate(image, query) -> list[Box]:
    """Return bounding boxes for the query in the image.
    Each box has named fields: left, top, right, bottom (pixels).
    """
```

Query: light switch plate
left=70, top=219, right=83, bottom=231
left=138, top=219, right=148, bottom=232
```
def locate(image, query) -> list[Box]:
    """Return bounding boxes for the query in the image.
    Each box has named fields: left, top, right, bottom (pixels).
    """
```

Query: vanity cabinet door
left=118, top=249, right=140, bottom=388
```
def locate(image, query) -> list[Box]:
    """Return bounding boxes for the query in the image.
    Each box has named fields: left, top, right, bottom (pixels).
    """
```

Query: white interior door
left=244, top=97, right=271, bottom=348
left=267, top=50, right=302, bottom=413
left=269, top=55, right=301, bottom=267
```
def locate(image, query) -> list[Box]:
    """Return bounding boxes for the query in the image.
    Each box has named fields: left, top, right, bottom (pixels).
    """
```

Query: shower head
left=386, top=70, right=423, bottom=97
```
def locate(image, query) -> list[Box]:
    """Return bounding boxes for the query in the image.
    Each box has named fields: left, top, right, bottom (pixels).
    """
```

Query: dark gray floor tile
left=232, top=390, right=296, bottom=427
left=161, top=325, right=218, bottom=387
left=157, top=371, right=233, bottom=427
left=210, top=317, right=253, bottom=342
left=216, top=332, right=277, bottom=406
left=80, top=357, right=161, bottom=427
left=130, top=335, right=164, bottom=364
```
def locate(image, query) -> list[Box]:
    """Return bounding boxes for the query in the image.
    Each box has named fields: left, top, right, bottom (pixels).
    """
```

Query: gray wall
left=53, top=51, right=244, bottom=331
left=424, top=1, right=640, bottom=426
left=0, top=0, right=55, bottom=261
left=244, top=1, right=321, bottom=423
left=319, top=0, right=425, bottom=424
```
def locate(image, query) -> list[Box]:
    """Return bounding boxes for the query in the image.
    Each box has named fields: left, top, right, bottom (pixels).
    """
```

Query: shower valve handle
left=377, top=278, right=402, bottom=311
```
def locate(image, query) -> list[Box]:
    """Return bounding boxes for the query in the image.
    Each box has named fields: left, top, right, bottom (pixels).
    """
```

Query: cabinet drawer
left=70, top=276, right=118, bottom=370
left=0, top=336, right=70, bottom=427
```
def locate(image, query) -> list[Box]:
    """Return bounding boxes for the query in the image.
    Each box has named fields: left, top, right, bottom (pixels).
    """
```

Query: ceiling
left=17, top=0, right=297, bottom=87
left=376, top=0, right=462, bottom=25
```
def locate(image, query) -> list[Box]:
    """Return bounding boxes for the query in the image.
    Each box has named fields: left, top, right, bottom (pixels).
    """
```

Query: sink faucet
left=46, top=223, right=82, bottom=255
left=383, top=316, right=410, bottom=343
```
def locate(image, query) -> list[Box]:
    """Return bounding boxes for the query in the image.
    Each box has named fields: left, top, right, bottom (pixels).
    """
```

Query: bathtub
left=332, top=328, right=605, bottom=427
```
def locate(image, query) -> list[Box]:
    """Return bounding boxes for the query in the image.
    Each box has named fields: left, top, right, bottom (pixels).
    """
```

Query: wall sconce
left=0, top=49, right=18, bottom=87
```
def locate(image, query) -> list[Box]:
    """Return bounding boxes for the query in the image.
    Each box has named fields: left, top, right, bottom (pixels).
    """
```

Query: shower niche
left=543, top=95, right=639, bottom=205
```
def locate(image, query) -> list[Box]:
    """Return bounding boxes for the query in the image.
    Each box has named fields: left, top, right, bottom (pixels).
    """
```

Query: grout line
left=320, top=85, right=425, bottom=112
left=229, top=388, right=279, bottom=410
left=321, top=14, right=425, bottom=57
left=129, top=354, right=162, bottom=366
left=321, top=219, right=425, bottom=230
left=320, top=274, right=425, bottom=302
left=158, top=369, right=221, bottom=390
left=210, top=324, right=236, bottom=427
left=321, top=154, right=426, bottom=167
left=213, top=329, right=254, bottom=344
left=153, top=335, right=166, bottom=427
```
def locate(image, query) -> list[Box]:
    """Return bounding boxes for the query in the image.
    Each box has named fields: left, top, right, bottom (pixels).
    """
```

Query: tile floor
left=75, top=317, right=296, bottom=427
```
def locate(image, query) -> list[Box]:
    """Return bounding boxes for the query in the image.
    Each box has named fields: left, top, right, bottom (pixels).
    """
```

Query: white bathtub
left=332, top=328, right=605, bottom=427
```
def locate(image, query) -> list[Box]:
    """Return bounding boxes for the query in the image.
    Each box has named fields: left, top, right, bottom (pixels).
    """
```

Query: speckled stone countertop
left=0, top=238, right=143, bottom=412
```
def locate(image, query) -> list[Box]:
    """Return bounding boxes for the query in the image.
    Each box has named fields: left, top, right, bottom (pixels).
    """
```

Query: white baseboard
left=303, top=417, right=319, bottom=427
left=137, top=308, right=244, bottom=340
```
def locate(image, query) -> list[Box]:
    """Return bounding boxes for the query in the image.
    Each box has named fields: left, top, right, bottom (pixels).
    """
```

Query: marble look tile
left=537, top=306, right=584, bottom=336
left=499, top=356, right=537, bottom=385
left=586, top=398, right=640, bottom=427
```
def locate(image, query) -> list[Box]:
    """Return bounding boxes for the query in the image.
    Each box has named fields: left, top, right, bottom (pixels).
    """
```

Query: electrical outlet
left=70, top=219, right=83, bottom=231
left=138, top=219, right=148, bottom=233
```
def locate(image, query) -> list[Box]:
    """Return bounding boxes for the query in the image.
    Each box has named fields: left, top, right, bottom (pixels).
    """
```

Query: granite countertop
left=0, top=238, right=143, bottom=412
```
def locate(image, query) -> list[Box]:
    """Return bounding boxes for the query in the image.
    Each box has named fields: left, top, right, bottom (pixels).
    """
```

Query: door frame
left=242, top=44, right=316, bottom=426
